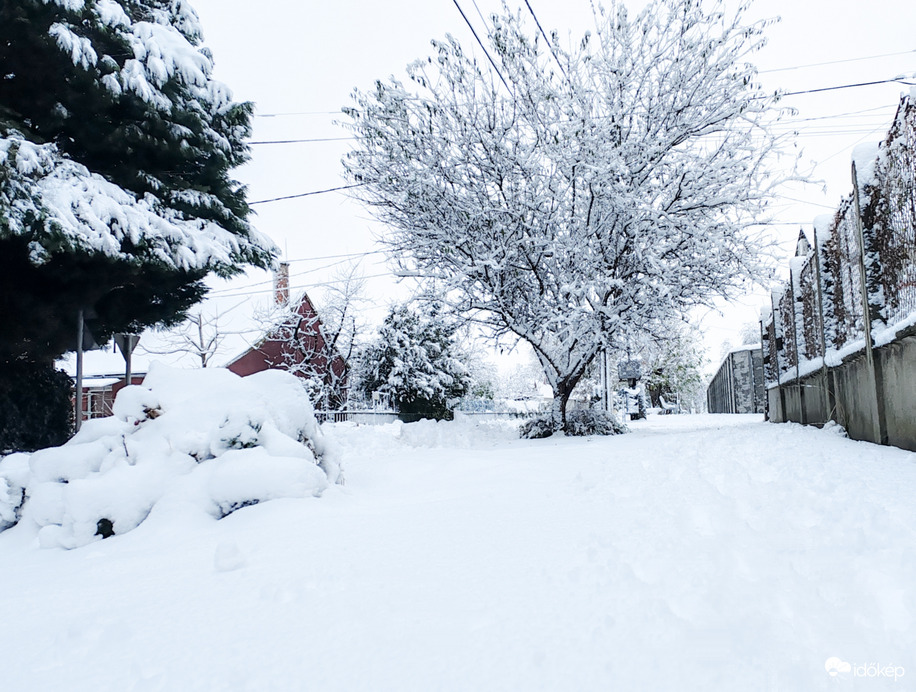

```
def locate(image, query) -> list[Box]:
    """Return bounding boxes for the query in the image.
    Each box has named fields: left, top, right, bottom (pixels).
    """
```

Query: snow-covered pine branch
left=343, top=0, right=794, bottom=432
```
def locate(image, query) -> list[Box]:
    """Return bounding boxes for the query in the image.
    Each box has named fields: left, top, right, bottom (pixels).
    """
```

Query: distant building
left=706, top=346, right=765, bottom=414
left=78, top=373, right=145, bottom=421
left=225, top=263, right=347, bottom=408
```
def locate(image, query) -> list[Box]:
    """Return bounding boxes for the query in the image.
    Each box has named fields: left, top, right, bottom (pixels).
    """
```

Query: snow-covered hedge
left=0, top=365, right=341, bottom=549
left=519, top=409, right=629, bottom=439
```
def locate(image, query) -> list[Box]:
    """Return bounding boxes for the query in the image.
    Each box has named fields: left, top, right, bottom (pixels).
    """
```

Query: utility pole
left=75, top=309, right=84, bottom=432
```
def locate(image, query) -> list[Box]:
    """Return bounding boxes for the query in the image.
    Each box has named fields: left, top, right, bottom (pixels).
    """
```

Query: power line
left=209, top=259, right=370, bottom=296
left=286, top=250, right=385, bottom=263
left=777, top=77, right=916, bottom=98
left=249, top=184, right=364, bottom=206
left=250, top=137, right=354, bottom=145
left=773, top=194, right=839, bottom=210
left=450, top=0, right=512, bottom=93
left=812, top=123, right=890, bottom=171
left=761, top=48, right=916, bottom=74
left=523, top=0, right=568, bottom=79
left=780, top=104, right=896, bottom=123
left=211, top=272, right=394, bottom=300
left=255, top=110, right=340, bottom=117
left=470, top=0, right=489, bottom=29
left=247, top=93, right=899, bottom=153
left=207, top=251, right=386, bottom=296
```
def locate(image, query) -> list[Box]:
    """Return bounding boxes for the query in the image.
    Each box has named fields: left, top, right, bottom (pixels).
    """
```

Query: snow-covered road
left=1, top=414, right=914, bottom=691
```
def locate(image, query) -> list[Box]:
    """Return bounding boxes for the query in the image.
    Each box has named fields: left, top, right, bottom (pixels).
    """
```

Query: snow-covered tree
left=739, top=321, right=762, bottom=346
left=140, top=305, right=247, bottom=368
left=640, top=323, right=708, bottom=409
left=344, top=0, right=790, bottom=431
left=357, top=304, right=470, bottom=421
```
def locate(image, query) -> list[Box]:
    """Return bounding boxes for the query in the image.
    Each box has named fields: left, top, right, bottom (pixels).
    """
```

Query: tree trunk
left=550, top=380, right=573, bottom=433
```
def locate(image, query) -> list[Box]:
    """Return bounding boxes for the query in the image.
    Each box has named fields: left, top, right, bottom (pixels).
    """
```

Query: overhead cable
left=249, top=184, right=364, bottom=206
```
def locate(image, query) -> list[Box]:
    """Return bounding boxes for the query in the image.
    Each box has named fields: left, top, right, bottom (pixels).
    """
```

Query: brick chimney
left=274, top=262, right=290, bottom=306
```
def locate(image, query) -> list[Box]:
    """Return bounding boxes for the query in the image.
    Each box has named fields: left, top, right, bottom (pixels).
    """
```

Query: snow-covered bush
left=564, top=410, right=630, bottom=437
left=519, top=410, right=629, bottom=439
left=0, top=454, right=30, bottom=531
left=518, top=416, right=557, bottom=440
left=0, top=364, right=341, bottom=549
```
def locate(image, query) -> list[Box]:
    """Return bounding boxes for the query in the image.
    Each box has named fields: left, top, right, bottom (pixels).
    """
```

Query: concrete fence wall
left=707, top=348, right=765, bottom=414
left=767, top=328, right=916, bottom=452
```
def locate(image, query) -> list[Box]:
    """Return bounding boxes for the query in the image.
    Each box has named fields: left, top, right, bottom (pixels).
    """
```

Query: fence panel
left=762, top=314, right=778, bottom=387
left=797, top=258, right=822, bottom=360
left=777, top=288, right=797, bottom=376
left=871, top=98, right=916, bottom=329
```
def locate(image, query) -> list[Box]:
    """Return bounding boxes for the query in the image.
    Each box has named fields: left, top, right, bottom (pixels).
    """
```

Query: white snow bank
left=3, top=414, right=916, bottom=690
left=0, top=364, right=340, bottom=549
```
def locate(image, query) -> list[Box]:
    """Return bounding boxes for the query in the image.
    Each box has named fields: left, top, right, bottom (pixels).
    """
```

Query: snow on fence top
left=762, top=93, right=916, bottom=386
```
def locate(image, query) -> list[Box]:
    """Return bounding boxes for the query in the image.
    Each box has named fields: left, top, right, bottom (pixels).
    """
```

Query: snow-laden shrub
left=519, top=410, right=629, bottom=439
left=564, top=410, right=629, bottom=437
left=0, top=453, right=30, bottom=531
left=0, top=364, right=342, bottom=549
left=0, top=361, right=73, bottom=453
left=518, top=416, right=557, bottom=440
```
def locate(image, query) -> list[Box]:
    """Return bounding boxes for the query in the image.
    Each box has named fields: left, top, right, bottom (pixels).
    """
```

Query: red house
left=78, top=373, right=146, bottom=421
left=226, top=263, right=348, bottom=409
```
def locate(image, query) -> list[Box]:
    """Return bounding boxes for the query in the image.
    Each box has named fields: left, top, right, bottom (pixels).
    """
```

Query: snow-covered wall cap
left=760, top=303, right=772, bottom=322
left=771, top=285, right=786, bottom=302
left=813, top=214, right=833, bottom=239
left=727, top=342, right=761, bottom=355
left=714, top=342, right=762, bottom=372
left=789, top=255, right=807, bottom=280
left=851, top=141, right=881, bottom=190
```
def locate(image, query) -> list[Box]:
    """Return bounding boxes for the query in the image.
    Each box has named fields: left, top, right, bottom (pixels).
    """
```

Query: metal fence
left=313, top=410, right=399, bottom=424
left=871, top=100, right=916, bottom=328
left=763, top=93, right=916, bottom=387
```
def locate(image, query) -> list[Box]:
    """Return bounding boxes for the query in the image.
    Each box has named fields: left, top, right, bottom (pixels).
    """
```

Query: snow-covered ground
left=2, top=413, right=914, bottom=691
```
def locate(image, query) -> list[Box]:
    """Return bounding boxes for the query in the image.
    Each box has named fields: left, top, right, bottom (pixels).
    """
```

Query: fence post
left=75, top=309, right=84, bottom=433
left=811, top=227, right=835, bottom=421
left=851, top=161, right=889, bottom=445
left=758, top=319, right=769, bottom=420
left=788, top=263, right=807, bottom=425
left=769, top=293, right=787, bottom=422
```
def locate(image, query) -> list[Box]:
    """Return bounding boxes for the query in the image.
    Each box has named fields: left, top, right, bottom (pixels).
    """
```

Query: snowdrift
left=0, top=365, right=341, bottom=549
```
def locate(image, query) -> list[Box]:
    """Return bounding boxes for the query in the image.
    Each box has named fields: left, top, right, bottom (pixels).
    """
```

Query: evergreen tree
left=358, top=305, right=470, bottom=421
left=0, top=0, right=275, bottom=448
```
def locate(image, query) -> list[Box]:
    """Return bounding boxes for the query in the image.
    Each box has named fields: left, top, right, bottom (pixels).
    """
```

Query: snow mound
left=0, top=364, right=341, bottom=549
left=397, top=417, right=520, bottom=449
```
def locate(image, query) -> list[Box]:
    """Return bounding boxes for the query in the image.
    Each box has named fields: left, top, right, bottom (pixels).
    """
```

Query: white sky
left=136, top=0, right=916, bottom=373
